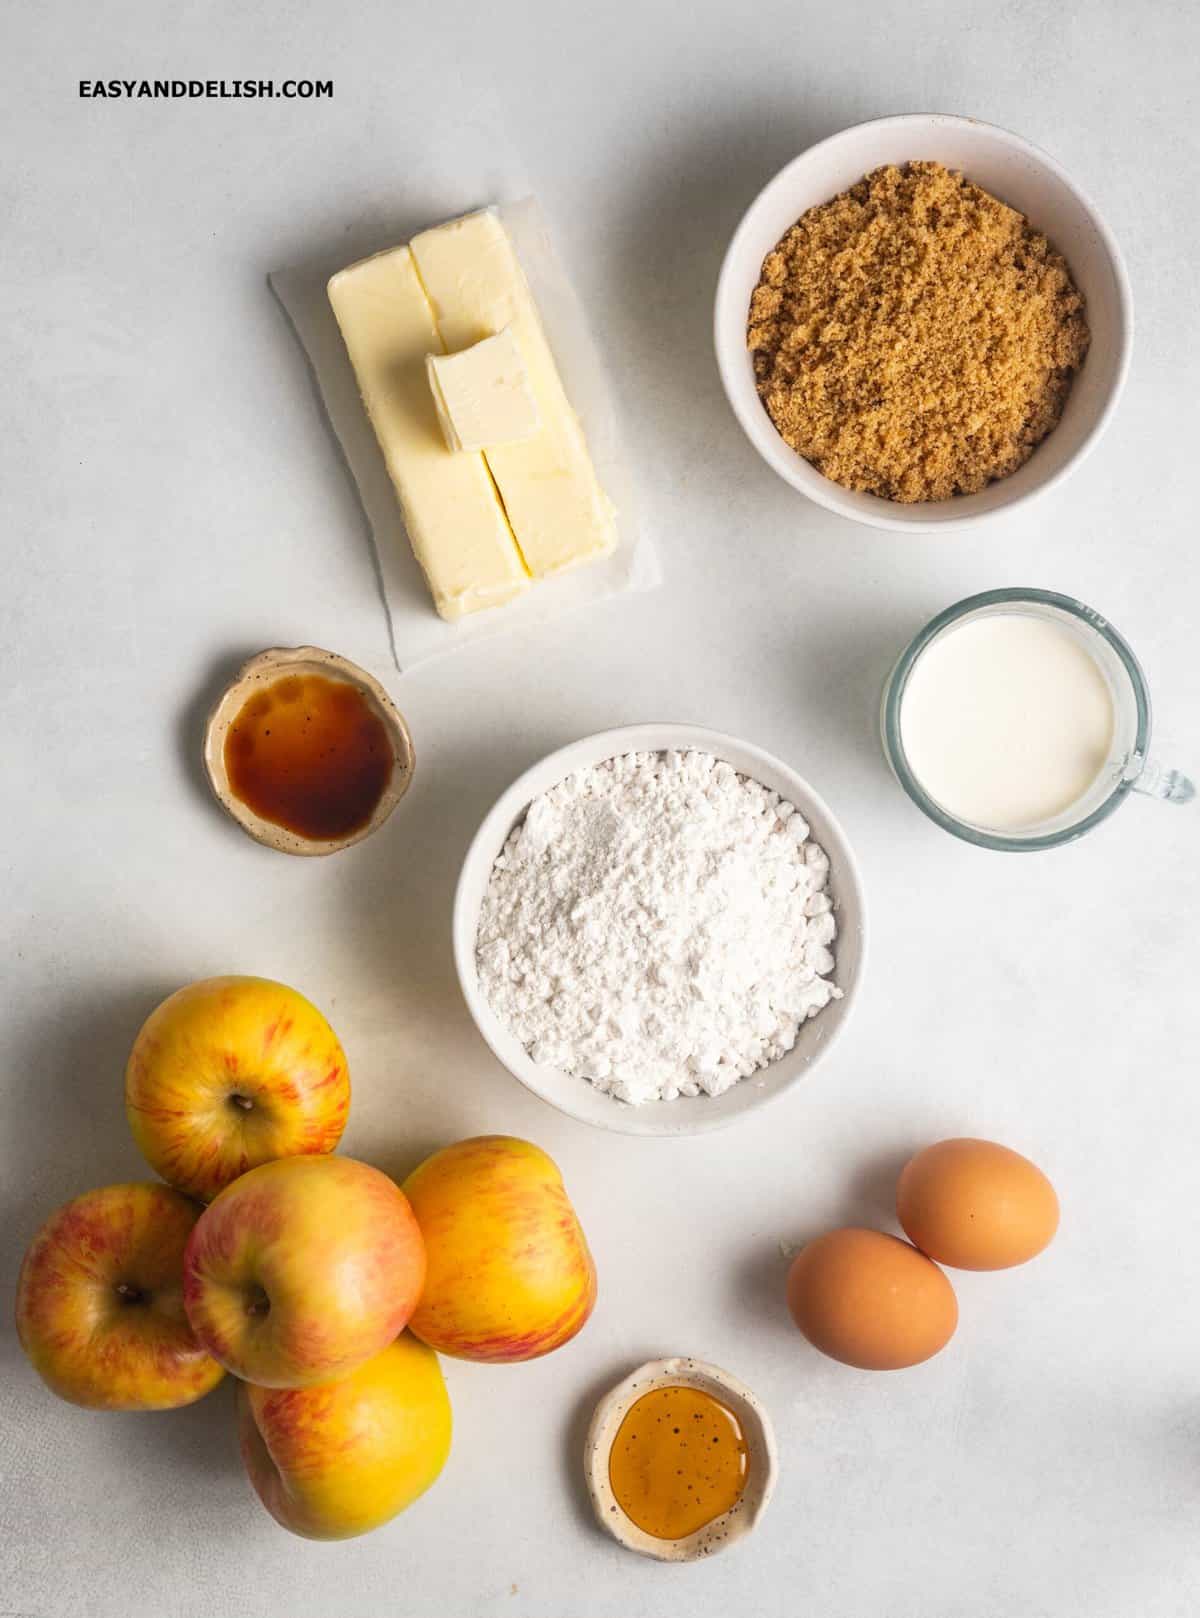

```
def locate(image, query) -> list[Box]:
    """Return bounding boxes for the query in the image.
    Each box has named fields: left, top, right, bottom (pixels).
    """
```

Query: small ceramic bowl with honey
left=584, top=1357, right=778, bottom=1562
left=203, top=647, right=414, bottom=856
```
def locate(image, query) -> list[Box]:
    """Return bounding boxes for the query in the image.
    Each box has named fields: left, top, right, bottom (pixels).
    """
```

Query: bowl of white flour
left=454, top=725, right=866, bottom=1136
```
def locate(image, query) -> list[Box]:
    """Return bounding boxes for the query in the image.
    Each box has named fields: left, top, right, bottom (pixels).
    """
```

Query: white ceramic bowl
left=714, top=113, right=1132, bottom=532
left=452, top=724, right=866, bottom=1137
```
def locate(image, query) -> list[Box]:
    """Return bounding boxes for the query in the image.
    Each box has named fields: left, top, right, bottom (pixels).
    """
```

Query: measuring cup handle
left=1129, top=755, right=1195, bottom=805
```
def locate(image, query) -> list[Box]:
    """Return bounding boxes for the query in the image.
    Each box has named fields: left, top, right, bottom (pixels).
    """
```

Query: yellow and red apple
left=238, top=1332, right=451, bottom=1539
left=125, top=975, right=350, bottom=1203
left=183, top=1155, right=425, bottom=1387
left=403, top=1135, right=596, bottom=1362
left=15, top=1183, right=225, bottom=1410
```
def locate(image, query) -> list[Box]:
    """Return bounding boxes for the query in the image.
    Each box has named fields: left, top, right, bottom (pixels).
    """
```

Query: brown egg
left=897, top=1138, right=1059, bottom=1271
left=785, top=1228, right=958, bottom=1370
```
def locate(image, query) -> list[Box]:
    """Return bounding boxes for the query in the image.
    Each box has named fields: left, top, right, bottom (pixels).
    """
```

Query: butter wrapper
left=270, top=198, right=658, bottom=670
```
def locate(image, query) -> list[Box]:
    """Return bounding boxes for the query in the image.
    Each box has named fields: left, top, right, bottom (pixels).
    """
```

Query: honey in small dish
left=224, top=673, right=392, bottom=842
left=608, top=1384, right=750, bottom=1540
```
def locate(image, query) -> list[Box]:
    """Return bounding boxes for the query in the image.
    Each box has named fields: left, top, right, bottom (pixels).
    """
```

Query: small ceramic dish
left=453, top=723, right=866, bottom=1137
left=584, top=1357, right=778, bottom=1562
left=714, top=113, right=1132, bottom=532
left=203, top=646, right=414, bottom=856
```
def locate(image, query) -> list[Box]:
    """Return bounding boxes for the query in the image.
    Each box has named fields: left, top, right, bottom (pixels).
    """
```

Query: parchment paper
left=270, top=198, right=659, bottom=671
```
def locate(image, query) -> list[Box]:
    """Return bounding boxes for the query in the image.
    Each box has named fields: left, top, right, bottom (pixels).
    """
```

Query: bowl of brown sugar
left=714, top=115, right=1131, bottom=531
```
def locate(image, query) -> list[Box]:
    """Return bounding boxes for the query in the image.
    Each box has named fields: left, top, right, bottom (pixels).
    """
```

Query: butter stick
left=426, top=327, right=540, bottom=454
left=328, top=246, right=529, bottom=621
left=410, top=211, right=618, bottom=579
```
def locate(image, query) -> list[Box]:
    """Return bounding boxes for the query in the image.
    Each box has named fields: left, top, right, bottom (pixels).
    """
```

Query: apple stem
left=229, top=1093, right=254, bottom=1111
left=114, top=1282, right=144, bottom=1305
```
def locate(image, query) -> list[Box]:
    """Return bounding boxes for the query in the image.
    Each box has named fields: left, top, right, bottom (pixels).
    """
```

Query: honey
left=224, top=674, right=393, bottom=842
left=608, top=1385, right=750, bottom=1540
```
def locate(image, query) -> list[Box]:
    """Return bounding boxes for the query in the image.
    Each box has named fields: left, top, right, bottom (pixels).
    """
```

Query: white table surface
left=3, top=3, right=1198, bottom=1615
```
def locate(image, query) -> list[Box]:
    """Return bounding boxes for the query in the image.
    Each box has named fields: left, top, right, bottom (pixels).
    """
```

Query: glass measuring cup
left=881, top=588, right=1193, bottom=851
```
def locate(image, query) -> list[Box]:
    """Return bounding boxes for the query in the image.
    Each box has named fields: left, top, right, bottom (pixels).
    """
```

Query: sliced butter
left=410, top=211, right=618, bottom=578
left=426, top=327, right=541, bottom=454
left=327, top=246, right=529, bottom=621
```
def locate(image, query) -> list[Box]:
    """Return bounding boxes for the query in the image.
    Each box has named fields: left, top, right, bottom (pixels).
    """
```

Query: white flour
left=476, top=750, right=841, bottom=1105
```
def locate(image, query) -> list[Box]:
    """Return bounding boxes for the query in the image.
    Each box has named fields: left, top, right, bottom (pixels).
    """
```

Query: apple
left=403, top=1136, right=596, bottom=1363
left=238, top=1332, right=451, bottom=1539
left=183, top=1155, right=425, bottom=1388
left=15, top=1183, right=225, bottom=1410
left=125, top=975, right=350, bottom=1203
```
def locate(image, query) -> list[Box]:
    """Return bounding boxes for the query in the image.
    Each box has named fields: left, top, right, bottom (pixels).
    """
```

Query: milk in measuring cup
left=899, top=614, right=1116, bottom=833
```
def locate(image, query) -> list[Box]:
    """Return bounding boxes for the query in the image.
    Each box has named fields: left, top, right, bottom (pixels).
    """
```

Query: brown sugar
left=746, top=161, right=1090, bottom=503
